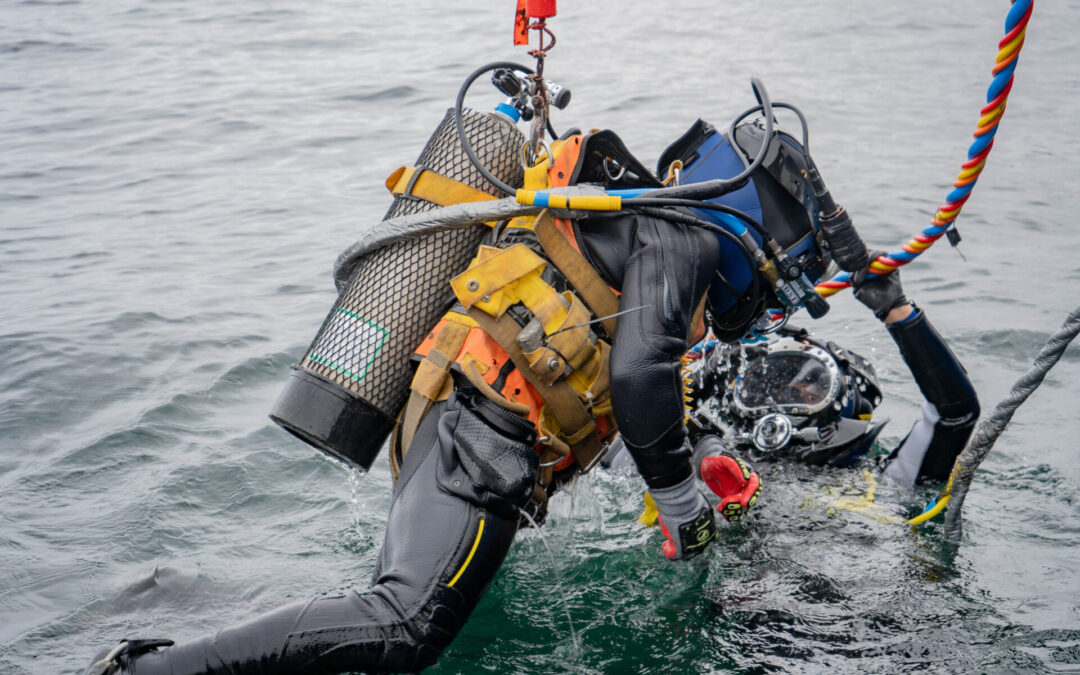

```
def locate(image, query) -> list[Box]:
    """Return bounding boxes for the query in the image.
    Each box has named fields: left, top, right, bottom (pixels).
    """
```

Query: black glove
left=852, top=250, right=908, bottom=321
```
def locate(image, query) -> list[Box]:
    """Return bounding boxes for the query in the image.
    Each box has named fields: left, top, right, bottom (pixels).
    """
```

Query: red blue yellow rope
left=816, top=0, right=1034, bottom=298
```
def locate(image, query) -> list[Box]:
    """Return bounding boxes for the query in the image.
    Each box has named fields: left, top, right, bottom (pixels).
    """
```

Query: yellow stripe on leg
left=448, top=517, right=485, bottom=587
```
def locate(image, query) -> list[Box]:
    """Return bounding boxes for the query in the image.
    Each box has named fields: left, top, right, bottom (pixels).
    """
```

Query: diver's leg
left=125, top=388, right=538, bottom=675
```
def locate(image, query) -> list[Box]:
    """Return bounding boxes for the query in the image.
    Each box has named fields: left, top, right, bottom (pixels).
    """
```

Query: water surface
left=2, top=1, right=1079, bottom=672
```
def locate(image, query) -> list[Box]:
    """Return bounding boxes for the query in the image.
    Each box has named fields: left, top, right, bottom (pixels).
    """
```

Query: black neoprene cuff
left=622, top=426, right=695, bottom=491
left=887, top=306, right=979, bottom=421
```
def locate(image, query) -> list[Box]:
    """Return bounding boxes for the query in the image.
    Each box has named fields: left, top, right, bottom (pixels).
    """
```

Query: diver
left=85, top=89, right=915, bottom=674
left=647, top=258, right=982, bottom=522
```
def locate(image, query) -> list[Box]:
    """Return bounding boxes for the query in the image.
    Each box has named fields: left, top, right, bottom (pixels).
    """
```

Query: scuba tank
left=270, top=107, right=526, bottom=470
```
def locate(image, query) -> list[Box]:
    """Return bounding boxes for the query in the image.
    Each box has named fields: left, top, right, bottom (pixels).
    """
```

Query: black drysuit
left=104, top=210, right=724, bottom=674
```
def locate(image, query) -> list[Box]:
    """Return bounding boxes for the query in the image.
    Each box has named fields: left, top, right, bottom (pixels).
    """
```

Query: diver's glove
left=85, top=639, right=173, bottom=674
left=697, top=437, right=761, bottom=522
left=852, top=250, right=909, bottom=321
left=651, top=475, right=717, bottom=560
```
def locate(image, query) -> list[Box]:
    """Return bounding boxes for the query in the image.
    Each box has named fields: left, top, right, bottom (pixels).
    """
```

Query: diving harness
left=270, top=9, right=859, bottom=498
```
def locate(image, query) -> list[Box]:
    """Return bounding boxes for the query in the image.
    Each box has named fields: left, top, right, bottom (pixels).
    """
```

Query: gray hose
left=332, top=198, right=540, bottom=291
left=942, top=304, right=1080, bottom=545
left=331, top=186, right=608, bottom=291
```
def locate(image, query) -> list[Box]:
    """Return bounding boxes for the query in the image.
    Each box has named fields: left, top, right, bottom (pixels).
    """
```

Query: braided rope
left=938, top=304, right=1080, bottom=542
left=816, top=0, right=1034, bottom=298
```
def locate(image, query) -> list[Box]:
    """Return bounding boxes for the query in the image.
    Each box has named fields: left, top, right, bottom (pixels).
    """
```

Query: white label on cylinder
left=307, top=308, right=390, bottom=383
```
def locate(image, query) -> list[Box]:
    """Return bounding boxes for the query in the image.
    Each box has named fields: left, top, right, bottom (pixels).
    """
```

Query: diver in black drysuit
left=86, top=167, right=979, bottom=675
left=86, top=209, right=738, bottom=674
left=685, top=264, right=982, bottom=497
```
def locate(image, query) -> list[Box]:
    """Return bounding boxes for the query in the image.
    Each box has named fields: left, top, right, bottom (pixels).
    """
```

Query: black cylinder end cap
left=269, top=366, right=394, bottom=471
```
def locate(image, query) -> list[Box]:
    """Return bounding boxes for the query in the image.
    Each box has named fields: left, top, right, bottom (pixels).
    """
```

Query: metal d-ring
left=603, top=156, right=626, bottom=181
left=759, top=312, right=789, bottom=334
left=522, top=138, right=552, bottom=170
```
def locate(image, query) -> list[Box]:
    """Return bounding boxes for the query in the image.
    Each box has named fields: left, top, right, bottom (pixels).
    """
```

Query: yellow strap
left=385, top=166, right=497, bottom=207
left=442, top=310, right=479, bottom=329
left=523, top=158, right=550, bottom=191
left=450, top=244, right=547, bottom=305
left=505, top=214, right=538, bottom=232
left=450, top=245, right=565, bottom=322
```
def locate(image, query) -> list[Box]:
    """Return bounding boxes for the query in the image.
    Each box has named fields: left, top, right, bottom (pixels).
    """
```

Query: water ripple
left=3, top=0, right=1080, bottom=672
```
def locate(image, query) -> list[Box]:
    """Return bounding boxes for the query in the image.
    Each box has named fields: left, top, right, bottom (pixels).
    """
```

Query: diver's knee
left=411, top=603, right=462, bottom=669
left=383, top=585, right=470, bottom=671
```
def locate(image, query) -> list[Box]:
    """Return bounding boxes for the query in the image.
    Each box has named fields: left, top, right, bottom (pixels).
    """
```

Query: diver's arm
left=608, top=213, right=720, bottom=490
left=607, top=213, right=725, bottom=559
left=879, top=307, right=980, bottom=487
left=850, top=256, right=979, bottom=486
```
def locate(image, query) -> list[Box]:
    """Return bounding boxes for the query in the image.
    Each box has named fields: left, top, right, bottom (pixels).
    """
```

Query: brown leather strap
left=533, top=210, right=620, bottom=340
left=466, top=306, right=606, bottom=472
left=460, top=356, right=531, bottom=416
left=396, top=321, right=471, bottom=480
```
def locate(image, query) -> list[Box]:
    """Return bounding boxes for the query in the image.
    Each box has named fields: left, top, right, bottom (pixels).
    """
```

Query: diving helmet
left=702, top=329, right=887, bottom=467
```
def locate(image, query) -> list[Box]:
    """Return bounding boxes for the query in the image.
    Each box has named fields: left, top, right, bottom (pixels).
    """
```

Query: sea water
left=2, top=1, right=1079, bottom=672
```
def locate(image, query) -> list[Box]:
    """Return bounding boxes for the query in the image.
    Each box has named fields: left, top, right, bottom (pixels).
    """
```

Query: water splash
left=517, top=507, right=580, bottom=652
left=348, top=466, right=368, bottom=542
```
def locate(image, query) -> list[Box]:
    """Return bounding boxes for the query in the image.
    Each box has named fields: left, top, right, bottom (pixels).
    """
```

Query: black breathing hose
left=454, top=61, right=532, bottom=197
left=629, top=77, right=777, bottom=202
left=622, top=197, right=775, bottom=246
left=727, top=101, right=811, bottom=161
left=454, top=61, right=559, bottom=197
